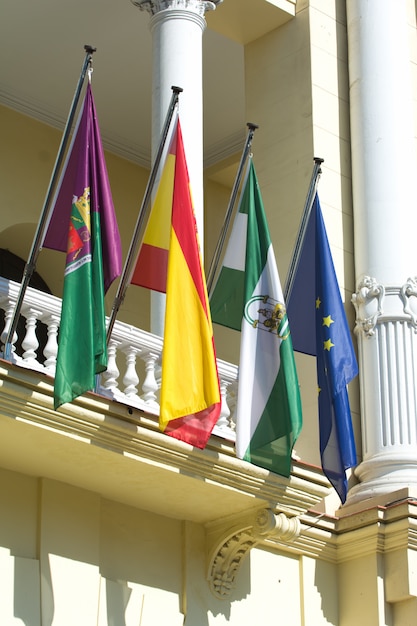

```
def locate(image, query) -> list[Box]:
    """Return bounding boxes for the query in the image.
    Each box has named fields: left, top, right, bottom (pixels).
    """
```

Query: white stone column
left=346, top=0, right=417, bottom=503
left=131, top=0, right=219, bottom=335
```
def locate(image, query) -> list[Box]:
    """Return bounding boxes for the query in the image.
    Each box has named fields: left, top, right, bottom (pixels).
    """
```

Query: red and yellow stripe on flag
left=160, top=119, right=221, bottom=448
left=130, top=137, right=176, bottom=292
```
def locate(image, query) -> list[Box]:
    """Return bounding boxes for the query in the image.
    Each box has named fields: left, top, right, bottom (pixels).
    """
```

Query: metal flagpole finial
left=84, top=44, right=97, bottom=56
left=246, top=123, right=259, bottom=160
left=171, top=86, right=183, bottom=109
left=314, top=156, right=324, bottom=170
left=84, top=45, right=96, bottom=83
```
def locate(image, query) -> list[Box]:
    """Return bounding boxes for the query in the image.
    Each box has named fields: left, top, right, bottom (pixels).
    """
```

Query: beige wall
left=339, top=554, right=392, bottom=626
left=0, top=466, right=341, bottom=625
left=0, top=468, right=185, bottom=624
left=2, top=460, right=417, bottom=625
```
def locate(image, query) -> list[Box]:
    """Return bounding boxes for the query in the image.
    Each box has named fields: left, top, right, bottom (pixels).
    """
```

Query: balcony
left=0, top=276, right=238, bottom=436
left=0, top=275, right=330, bottom=527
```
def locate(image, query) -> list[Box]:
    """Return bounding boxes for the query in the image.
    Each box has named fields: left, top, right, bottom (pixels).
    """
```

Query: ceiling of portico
left=0, top=0, right=295, bottom=179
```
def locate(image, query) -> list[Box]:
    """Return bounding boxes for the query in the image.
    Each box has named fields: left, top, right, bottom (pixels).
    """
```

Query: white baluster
left=21, top=307, right=41, bottom=365
left=141, top=351, right=160, bottom=408
left=43, top=314, right=59, bottom=373
left=101, top=339, right=120, bottom=392
left=1, top=301, right=18, bottom=360
left=216, top=378, right=232, bottom=430
left=123, top=346, right=141, bottom=397
left=228, top=388, right=237, bottom=433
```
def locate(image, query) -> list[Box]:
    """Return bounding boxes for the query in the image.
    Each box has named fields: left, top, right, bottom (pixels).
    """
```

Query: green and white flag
left=210, top=159, right=302, bottom=476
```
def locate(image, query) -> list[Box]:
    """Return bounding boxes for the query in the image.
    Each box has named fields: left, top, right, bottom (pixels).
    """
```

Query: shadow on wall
left=315, top=558, right=339, bottom=624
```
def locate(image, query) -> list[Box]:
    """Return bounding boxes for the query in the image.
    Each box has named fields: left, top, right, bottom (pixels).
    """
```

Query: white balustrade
left=0, top=277, right=238, bottom=441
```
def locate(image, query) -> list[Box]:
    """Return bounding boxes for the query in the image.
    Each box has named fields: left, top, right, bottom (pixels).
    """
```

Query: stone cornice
left=257, top=499, right=417, bottom=566
left=0, top=93, right=243, bottom=171
left=337, top=498, right=417, bottom=562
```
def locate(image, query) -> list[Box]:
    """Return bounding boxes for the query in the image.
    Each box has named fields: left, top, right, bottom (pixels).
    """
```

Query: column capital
left=131, top=0, right=221, bottom=17
left=349, top=275, right=417, bottom=505
left=352, top=275, right=417, bottom=337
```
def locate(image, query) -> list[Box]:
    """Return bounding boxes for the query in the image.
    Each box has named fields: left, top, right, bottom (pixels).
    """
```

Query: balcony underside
left=207, top=0, right=296, bottom=44
left=0, top=360, right=329, bottom=524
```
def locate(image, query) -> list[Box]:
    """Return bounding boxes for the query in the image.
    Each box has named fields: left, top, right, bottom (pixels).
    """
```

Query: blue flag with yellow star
left=287, top=194, right=358, bottom=503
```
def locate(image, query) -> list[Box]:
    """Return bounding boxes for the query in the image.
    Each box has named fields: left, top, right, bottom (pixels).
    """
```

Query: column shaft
left=347, top=0, right=417, bottom=502
left=132, top=0, right=215, bottom=335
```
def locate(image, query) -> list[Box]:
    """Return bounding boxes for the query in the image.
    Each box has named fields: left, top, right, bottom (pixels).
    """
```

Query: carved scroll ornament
left=352, top=276, right=384, bottom=337
left=207, top=508, right=300, bottom=599
left=401, top=276, right=417, bottom=329
left=353, top=275, right=417, bottom=336
left=131, top=0, right=219, bottom=15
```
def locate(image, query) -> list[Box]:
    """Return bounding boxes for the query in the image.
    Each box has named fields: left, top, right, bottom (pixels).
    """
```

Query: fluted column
left=131, top=0, right=219, bottom=334
left=346, top=0, right=417, bottom=503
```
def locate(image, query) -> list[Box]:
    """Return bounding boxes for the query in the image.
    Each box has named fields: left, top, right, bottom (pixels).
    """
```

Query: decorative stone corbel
left=352, top=275, right=385, bottom=337
left=206, top=508, right=300, bottom=599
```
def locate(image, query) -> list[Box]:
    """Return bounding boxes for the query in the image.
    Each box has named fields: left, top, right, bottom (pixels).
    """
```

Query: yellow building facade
left=1, top=0, right=417, bottom=624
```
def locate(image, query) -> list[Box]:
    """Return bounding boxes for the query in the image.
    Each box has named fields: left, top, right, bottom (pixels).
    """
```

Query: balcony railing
left=0, top=277, right=238, bottom=441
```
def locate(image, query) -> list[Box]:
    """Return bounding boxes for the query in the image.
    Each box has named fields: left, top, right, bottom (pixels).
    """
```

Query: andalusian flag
left=133, top=117, right=221, bottom=448
left=210, top=159, right=302, bottom=476
left=43, top=83, right=122, bottom=409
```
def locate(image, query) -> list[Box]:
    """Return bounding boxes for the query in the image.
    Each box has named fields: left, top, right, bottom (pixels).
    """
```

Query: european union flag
left=287, top=195, right=358, bottom=503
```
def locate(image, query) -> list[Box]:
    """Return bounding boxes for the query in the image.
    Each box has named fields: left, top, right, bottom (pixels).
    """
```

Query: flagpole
left=4, top=45, right=96, bottom=360
left=106, top=86, right=183, bottom=343
left=206, top=122, right=259, bottom=297
left=283, top=157, right=324, bottom=302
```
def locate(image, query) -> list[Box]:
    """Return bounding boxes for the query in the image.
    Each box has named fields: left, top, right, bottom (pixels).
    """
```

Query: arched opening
left=0, top=249, right=52, bottom=362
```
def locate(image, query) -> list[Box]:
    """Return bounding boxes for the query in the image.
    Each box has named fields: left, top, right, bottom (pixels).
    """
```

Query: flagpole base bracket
left=206, top=508, right=300, bottom=599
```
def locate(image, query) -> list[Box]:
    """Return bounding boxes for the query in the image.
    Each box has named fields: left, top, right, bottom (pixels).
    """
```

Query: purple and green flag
left=43, top=83, right=122, bottom=409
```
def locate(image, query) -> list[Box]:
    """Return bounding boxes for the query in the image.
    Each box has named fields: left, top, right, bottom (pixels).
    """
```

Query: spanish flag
left=133, top=118, right=221, bottom=448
